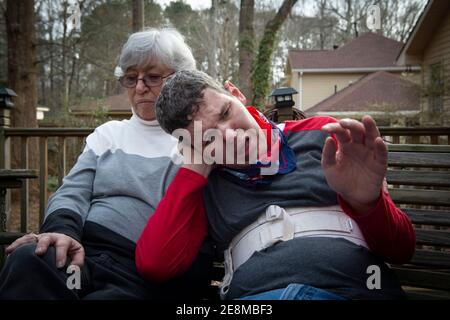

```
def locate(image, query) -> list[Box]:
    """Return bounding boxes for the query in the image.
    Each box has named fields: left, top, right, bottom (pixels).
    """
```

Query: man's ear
left=224, top=81, right=247, bottom=105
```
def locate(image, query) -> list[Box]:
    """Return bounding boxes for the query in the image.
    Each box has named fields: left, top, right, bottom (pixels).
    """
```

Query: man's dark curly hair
left=156, top=70, right=229, bottom=134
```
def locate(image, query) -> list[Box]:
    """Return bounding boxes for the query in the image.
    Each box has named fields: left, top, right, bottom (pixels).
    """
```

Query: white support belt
left=219, top=205, right=369, bottom=299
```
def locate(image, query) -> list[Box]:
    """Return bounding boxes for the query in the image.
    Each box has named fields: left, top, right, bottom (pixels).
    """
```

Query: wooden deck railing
left=378, top=127, right=450, bottom=144
left=0, top=128, right=93, bottom=232
left=0, top=126, right=449, bottom=233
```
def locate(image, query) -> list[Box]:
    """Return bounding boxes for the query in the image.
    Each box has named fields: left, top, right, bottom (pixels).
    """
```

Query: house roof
left=70, top=93, right=131, bottom=114
left=288, top=32, right=404, bottom=70
left=270, top=87, right=298, bottom=96
left=396, top=0, right=450, bottom=65
left=0, top=87, right=17, bottom=97
left=306, top=71, right=420, bottom=114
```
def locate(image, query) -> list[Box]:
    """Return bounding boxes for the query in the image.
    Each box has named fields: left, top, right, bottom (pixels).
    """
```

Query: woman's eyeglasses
left=119, top=73, right=174, bottom=88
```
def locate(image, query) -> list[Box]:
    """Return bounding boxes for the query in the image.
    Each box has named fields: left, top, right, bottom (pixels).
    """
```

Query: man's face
left=185, top=88, right=268, bottom=167
left=125, top=61, right=174, bottom=121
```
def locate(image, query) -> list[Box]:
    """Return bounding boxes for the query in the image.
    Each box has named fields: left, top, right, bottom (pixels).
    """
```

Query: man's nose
left=217, top=123, right=233, bottom=137
left=223, top=128, right=238, bottom=145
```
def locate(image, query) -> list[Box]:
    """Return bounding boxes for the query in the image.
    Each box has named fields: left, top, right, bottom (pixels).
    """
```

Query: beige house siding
left=288, top=71, right=300, bottom=109
left=289, top=71, right=420, bottom=111
left=421, top=10, right=450, bottom=123
left=403, top=72, right=421, bottom=85
left=301, top=73, right=365, bottom=111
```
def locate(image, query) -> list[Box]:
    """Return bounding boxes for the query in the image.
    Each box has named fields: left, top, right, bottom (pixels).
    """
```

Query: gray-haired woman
left=0, top=28, right=212, bottom=300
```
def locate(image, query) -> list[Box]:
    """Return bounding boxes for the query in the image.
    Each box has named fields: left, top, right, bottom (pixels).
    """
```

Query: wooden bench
left=206, top=143, right=450, bottom=300
left=0, top=169, right=38, bottom=266
left=385, top=143, right=450, bottom=299
left=1, top=145, right=449, bottom=300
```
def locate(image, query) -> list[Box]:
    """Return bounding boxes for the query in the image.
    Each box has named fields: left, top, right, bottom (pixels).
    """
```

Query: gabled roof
left=270, top=87, right=298, bottom=96
left=397, top=0, right=450, bottom=65
left=306, top=71, right=420, bottom=113
left=0, top=87, right=17, bottom=97
left=288, top=32, right=404, bottom=70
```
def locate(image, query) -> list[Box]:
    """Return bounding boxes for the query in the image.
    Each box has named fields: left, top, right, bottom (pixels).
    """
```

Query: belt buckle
left=265, top=205, right=284, bottom=221
left=259, top=205, right=295, bottom=249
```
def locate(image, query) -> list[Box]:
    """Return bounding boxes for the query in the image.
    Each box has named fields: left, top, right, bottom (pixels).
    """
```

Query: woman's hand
left=6, top=232, right=85, bottom=268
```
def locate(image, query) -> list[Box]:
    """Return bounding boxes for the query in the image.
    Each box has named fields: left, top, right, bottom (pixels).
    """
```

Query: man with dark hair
left=136, top=70, right=415, bottom=300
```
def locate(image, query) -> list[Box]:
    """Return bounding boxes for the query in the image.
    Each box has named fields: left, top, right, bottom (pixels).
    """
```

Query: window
left=429, top=63, right=444, bottom=113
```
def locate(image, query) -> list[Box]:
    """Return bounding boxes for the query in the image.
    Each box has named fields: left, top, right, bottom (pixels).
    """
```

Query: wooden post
left=20, top=137, right=29, bottom=233
left=277, top=106, right=293, bottom=122
left=393, top=135, right=400, bottom=144
left=430, top=135, right=438, bottom=145
left=0, top=109, right=11, bottom=169
left=0, top=101, right=11, bottom=266
left=39, top=137, right=48, bottom=225
left=58, top=137, right=66, bottom=187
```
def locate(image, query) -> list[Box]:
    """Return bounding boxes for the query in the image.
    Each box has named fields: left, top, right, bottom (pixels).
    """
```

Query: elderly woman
left=0, top=28, right=212, bottom=300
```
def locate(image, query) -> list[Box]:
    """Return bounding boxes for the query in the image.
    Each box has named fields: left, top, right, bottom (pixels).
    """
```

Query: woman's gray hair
left=114, top=28, right=196, bottom=77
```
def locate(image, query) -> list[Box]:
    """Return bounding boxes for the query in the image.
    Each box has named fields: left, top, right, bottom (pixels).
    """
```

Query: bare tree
left=325, top=0, right=376, bottom=43
left=316, top=0, right=330, bottom=49
left=238, top=0, right=254, bottom=99
left=251, top=0, right=298, bottom=108
left=326, top=0, right=424, bottom=43
left=5, top=0, right=40, bottom=216
left=6, top=0, right=38, bottom=130
left=379, top=0, right=424, bottom=42
left=207, top=0, right=218, bottom=79
left=132, top=0, right=144, bottom=32
left=0, top=0, right=7, bottom=85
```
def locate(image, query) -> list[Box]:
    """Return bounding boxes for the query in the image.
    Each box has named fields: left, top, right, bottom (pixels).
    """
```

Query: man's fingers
left=321, top=137, right=337, bottom=169
left=322, top=123, right=351, bottom=144
left=374, top=137, right=388, bottom=166
left=362, top=115, right=381, bottom=149
left=339, top=119, right=365, bottom=144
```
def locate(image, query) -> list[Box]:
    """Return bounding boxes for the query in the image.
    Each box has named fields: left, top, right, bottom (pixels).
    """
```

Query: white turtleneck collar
left=130, top=108, right=160, bottom=127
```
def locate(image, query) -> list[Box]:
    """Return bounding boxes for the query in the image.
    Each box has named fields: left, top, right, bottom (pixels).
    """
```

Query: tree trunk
left=251, top=0, right=298, bottom=108
left=6, top=0, right=38, bottom=130
left=221, top=16, right=230, bottom=79
left=207, top=0, right=218, bottom=79
left=6, top=0, right=39, bottom=231
left=62, top=1, right=69, bottom=112
left=238, top=0, right=254, bottom=100
left=318, top=0, right=326, bottom=50
left=132, top=0, right=144, bottom=32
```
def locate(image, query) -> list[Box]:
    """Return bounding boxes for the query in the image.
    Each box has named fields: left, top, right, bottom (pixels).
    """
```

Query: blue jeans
left=238, top=283, right=346, bottom=300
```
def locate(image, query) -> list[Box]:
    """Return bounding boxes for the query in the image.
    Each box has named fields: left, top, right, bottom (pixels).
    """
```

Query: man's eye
left=125, top=76, right=137, bottom=81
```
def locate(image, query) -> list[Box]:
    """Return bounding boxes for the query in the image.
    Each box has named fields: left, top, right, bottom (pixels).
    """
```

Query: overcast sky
left=155, top=0, right=212, bottom=10
left=154, top=0, right=315, bottom=15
